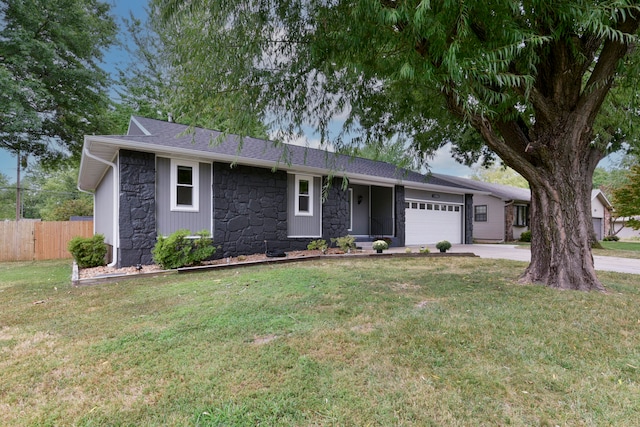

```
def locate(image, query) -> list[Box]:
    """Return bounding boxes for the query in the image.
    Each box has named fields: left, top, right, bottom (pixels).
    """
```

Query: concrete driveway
left=400, top=244, right=640, bottom=275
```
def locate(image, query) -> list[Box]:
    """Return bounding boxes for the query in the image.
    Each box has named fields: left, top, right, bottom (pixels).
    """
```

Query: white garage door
left=405, top=201, right=462, bottom=245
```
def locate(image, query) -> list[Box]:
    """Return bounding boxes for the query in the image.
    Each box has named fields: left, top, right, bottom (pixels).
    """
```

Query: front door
left=349, top=184, right=370, bottom=235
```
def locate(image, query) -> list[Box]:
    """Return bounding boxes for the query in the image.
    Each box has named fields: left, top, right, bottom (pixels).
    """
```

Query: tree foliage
left=592, top=166, right=631, bottom=199
left=471, top=165, right=529, bottom=189
left=0, top=0, right=117, bottom=165
left=612, top=164, right=640, bottom=230
left=339, top=138, right=421, bottom=172
left=111, top=13, right=175, bottom=131
left=21, top=165, right=93, bottom=220
left=0, top=173, right=16, bottom=220
left=155, top=0, right=640, bottom=290
left=113, top=8, right=268, bottom=137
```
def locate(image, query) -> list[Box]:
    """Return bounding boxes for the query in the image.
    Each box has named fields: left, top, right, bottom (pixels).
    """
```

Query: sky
left=0, top=0, right=617, bottom=183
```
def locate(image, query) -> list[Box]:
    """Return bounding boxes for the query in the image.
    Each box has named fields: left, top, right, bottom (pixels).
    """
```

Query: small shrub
left=332, top=235, right=356, bottom=252
left=152, top=229, right=216, bottom=269
left=372, top=240, right=389, bottom=251
left=307, top=239, right=328, bottom=252
left=519, top=230, right=532, bottom=242
left=435, top=240, right=452, bottom=252
left=603, top=235, right=620, bottom=242
left=405, top=247, right=412, bottom=253
left=68, top=234, right=107, bottom=268
left=374, top=237, right=393, bottom=246
left=419, top=247, right=431, bottom=254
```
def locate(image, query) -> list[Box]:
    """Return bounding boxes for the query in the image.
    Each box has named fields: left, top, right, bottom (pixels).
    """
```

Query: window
left=170, top=159, right=199, bottom=212
left=454, top=206, right=460, bottom=212
left=419, top=203, right=426, bottom=210
left=434, top=205, right=440, bottom=211
left=295, top=175, right=313, bottom=216
left=474, top=205, right=487, bottom=222
left=427, top=204, right=433, bottom=210
left=514, top=205, right=529, bottom=226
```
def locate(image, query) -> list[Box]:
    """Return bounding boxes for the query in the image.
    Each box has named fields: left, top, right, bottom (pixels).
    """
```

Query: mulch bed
left=77, top=248, right=347, bottom=280
left=74, top=248, right=477, bottom=286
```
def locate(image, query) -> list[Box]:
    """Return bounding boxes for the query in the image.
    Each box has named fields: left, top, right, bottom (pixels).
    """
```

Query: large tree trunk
left=468, top=112, right=607, bottom=291
left=435, top=10, right=639, bottom=291
left=522, top=166, right=605, bottom=291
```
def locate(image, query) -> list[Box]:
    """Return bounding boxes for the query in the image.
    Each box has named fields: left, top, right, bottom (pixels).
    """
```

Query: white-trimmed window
left=295, top=175, right=313, bottom=216
left=170, top=159, right=199, bottom=212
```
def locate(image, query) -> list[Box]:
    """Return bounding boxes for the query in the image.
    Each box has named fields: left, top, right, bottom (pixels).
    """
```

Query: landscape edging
left=72, top=251, right=479, bottom=286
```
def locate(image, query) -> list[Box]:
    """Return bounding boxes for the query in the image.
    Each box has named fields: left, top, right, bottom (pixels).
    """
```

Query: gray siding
left=472, top=194, right=505, bottom=241
left=156, top=157, right=212, bottom=236
left=405, top=188, right=464, bottom=204
left=287, top=174, right=322, bottom=237
left=94, top=164, right=115, bottom=246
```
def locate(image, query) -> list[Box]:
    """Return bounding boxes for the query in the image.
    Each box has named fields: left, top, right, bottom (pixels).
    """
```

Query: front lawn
left=1, top=258, right=638, bottom=426
left=515, top=240, right=640, bottom=259
left=594, top=240, right=640, bottom=259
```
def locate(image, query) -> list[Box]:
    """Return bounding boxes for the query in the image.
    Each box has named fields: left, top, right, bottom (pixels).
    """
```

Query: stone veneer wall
left=464, top=194, right=474, bottom=244
left=321, top=177, right=350, bottom=240
left=393, top=185, right=406, bottom=246
left=212, top=162, right=309, bottom=258
left=118, top=150, right=156, bottom=267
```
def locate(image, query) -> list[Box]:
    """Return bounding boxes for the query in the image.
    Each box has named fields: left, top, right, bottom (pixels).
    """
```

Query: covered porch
left=349, top=184, right=396, bottom=238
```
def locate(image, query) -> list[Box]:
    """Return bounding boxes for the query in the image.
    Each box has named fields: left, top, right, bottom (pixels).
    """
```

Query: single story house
left=590, top=189, right=613, bottom=240
left=611, top=217, right=640, bottom=240
left=78, top=116, right=479, bottom=267
left=432, top=174, right=613, bottom=242
left=432, top=175, right=531, bottom=242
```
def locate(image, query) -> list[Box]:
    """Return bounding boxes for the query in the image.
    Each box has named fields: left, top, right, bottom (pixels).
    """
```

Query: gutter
left=80, top=144, right=119, bottom=267
left=86, top=136, right=487, bottom=196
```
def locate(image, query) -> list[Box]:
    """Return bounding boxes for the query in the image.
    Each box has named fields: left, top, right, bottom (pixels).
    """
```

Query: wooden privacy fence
left=0, top=221, right=94, bottom=262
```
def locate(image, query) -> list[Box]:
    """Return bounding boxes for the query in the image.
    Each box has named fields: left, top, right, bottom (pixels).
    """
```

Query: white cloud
left=269, top=126, right=336, bottom=152
left=426, top=143, right=476, bottom=178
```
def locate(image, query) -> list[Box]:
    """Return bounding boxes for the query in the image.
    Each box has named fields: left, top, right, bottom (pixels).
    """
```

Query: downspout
left=79, top=146, right=119, bottom=267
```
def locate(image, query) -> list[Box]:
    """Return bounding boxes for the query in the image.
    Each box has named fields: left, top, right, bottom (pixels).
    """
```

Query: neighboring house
left=78, top=117, right=479, bottom=267
left=611, top=216, right=640, bottom=240
left=432, top=174, right=531, bottom=242
left=590, top=189, right=613, bottom=241
left=432, top=175, right=613, bottom=242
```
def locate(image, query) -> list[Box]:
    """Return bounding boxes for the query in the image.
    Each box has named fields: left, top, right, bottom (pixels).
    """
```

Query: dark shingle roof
left=431, top=173, right=531, bottom=201
left=79, top=116, right=480, bottom=193
left=114, top=116, right=472, bottom=189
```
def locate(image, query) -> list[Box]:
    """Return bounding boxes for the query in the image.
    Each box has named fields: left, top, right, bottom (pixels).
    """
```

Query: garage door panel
left=405, top=202, right=462, bottom=245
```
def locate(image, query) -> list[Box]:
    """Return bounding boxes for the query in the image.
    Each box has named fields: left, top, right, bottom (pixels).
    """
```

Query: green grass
left=1, top=258, right=639, bottom=426
left=594, top=241, right=640, bottom=259
left=514, top=240, right=640, bottom=259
